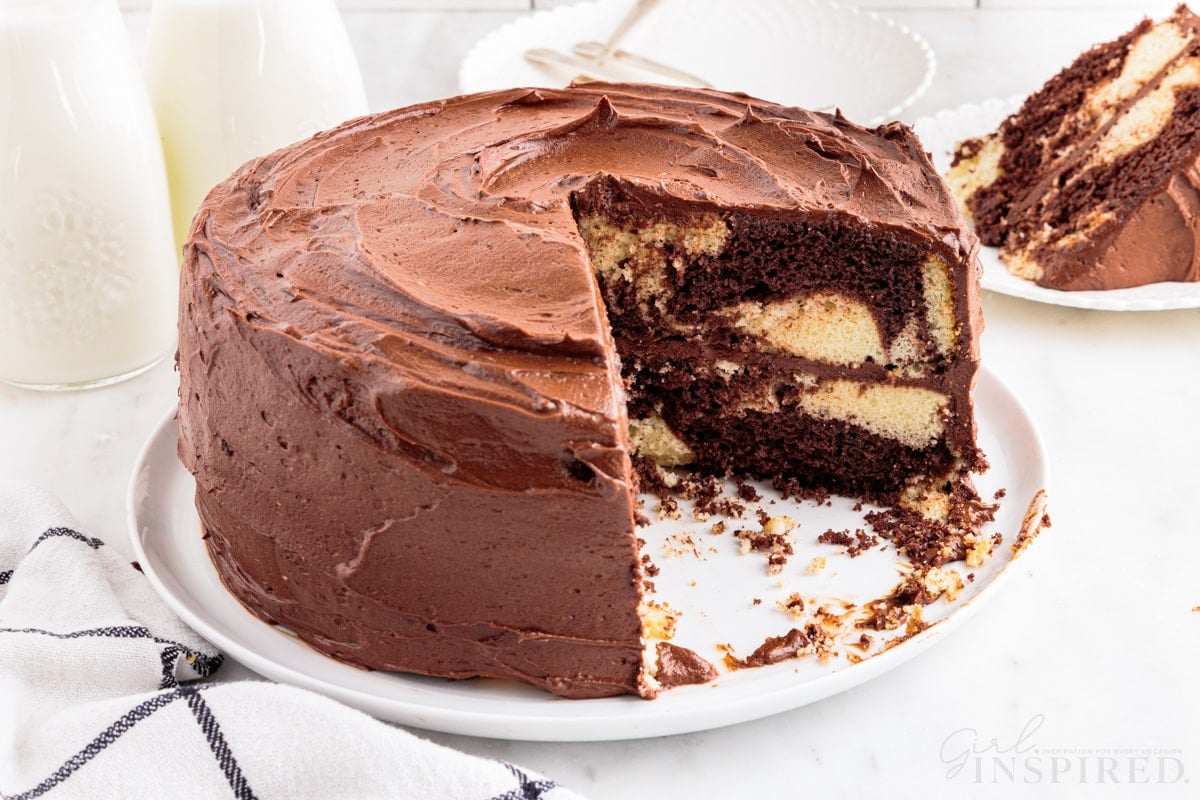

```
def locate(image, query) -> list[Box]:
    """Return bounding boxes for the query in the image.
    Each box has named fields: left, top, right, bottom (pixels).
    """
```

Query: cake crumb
left=817, top=527, right=879, bottom=558
left=818, top=528, right=853, bottom=547
left=662, top=531, right=705, bottom=560
left=964, top=534, right=992, bottom=568
left=865, top=482, right=999, bottom=568
left=735, top=480, right=760, bottom=502
left=921, top=566, right=964, bottom=602
left=642, top=600, right=679, bottom=639
left=858, top=565, right=962, bottom=632
left=752, top=598, right=762, bottom=606
left=683, top=473, right=746, bottom=519
left=763, top=515, right=797, bottom=535
left=656, top=496, right=681, bottom=521
left=734, top=525, right=794, bottom=575
left=777, top=593, right=805, bottom=617
left=710, top=520, right=727, bottom=536
left=806, top=557, right=827, bottom=575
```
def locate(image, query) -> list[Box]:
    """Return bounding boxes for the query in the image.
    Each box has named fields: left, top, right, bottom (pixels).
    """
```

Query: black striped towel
left=0, top=481, right=581, bottom=799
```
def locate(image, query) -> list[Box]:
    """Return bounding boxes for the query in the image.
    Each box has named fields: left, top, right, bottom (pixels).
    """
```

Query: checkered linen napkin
left=0, top=481, right=583, bottom=799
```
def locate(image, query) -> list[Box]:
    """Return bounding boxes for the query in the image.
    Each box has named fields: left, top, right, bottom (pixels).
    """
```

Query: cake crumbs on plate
left=816, top=527, right=880, bottom=558
left=864, top=482, right=1000, bottom=569
left=806, top=557, right=827, bottom=575
left=656, top=496, right=681, bottom=521
left=734, top=519, right=795, bottom=575
left=662, top=531, right=709, bottom=560
left=735, top=479, right=760, bottom=502
left=857, top=565, right=963, bottom=633
left=777, top=592, right=805, bottom=617
left=680, top=473, right=746, bottom=520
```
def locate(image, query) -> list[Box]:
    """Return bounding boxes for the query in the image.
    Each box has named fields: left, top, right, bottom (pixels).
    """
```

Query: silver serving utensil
left=523, top=47, right=617, bottom=83
left=593, top=0, right=660, bottom=66
left=571, top=40, right=711, bottom=87
left=524, top=0, right=710, bottom=88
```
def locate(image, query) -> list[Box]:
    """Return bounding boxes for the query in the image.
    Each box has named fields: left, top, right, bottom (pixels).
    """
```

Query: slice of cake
left=948, top=5, right=1200, bottom=290
left=178, top=83, right=985, bottom=699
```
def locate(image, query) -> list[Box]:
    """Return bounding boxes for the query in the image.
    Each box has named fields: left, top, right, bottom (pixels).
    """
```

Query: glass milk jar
left=0, top=0, right=178, bottom=390
left=144, top=0, right=369, bottom=252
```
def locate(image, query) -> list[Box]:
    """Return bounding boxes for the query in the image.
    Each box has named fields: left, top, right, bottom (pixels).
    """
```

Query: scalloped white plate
left=128, top=368, right=1048, bottom=742
left=914, top=97, right=1200, bottom=311
left=459, top=0, right=934, bottom=125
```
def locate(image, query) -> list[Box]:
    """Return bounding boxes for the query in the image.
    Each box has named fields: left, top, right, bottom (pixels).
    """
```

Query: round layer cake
left=178, top=83, right=983, bottom=699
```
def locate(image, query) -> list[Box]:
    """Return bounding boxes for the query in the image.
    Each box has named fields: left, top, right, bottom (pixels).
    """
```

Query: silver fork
left=524, top=0, right=711, bottom=87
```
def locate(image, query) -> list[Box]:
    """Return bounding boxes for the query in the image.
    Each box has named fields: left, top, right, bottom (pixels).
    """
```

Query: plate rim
left=126, top=366, right=1049, bottom=742
left=457, top=0, right=936, bottom=126
left=913, top=96, right=1200, bottom=312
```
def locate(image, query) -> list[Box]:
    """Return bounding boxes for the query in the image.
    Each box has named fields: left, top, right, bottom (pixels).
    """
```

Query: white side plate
left=914, top=97, right=1200, bottom=311
left=128, top=367, right=1048, bottom=742
left=459, top=0, right=935, bottom=126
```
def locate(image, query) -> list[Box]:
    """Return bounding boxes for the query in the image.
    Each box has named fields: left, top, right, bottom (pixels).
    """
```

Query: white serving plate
left=128, top=367, right=1047, bottom=742
left=459, top=0, right=935, bottom=126
left=914, top=97, right=1200, bottom=311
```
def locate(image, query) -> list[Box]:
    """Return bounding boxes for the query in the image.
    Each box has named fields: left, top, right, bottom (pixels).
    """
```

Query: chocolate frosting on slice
left=178, top=83, right=981, bottom=699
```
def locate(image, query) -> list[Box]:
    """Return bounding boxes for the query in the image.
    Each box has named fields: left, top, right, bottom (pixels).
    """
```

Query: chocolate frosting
left=1051, top=160, right=1200, bottom=289
left=178, top=83, right=981, bottom=698
left=654, top=642, right=718, bottom=689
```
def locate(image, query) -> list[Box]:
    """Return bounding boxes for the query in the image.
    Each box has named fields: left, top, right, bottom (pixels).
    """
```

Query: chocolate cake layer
left=179, top=83, right=983, bottom=698
left=618, top=351, right=972, bottom=498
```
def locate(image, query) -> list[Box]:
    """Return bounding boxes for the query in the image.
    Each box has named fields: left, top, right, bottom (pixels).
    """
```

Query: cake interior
left=571, top=177, right=980, bottom=505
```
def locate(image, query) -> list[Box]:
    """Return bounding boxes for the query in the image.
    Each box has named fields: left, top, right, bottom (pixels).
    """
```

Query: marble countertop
left=3, top=4, right=1199, bottom=797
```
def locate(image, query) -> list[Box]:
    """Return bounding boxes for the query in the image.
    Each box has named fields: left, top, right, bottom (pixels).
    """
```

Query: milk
left=0, top=0, right=178, bottom=389
left=144, top=0, right=369, bottom=251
